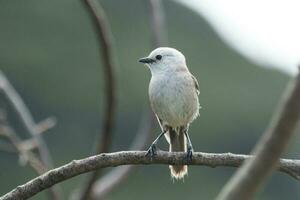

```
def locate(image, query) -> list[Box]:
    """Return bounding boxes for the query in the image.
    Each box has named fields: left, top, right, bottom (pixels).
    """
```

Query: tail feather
left=168, top=127, right=187, bottom=180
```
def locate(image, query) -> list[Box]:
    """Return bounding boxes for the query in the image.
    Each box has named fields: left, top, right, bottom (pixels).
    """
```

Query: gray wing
left=191, top=75, right=200, bottom=95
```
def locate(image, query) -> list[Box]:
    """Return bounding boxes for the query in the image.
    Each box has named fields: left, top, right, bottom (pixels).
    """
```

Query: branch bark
left=75, top=0, right=117, bottom=199
left=2, top=151, right=300, bottom=200
left=216, top=71, right=300, bottom=200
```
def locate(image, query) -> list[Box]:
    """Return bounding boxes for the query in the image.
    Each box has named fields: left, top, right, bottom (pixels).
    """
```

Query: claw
left=186, top=146, right=193, bottom=163
left=145, top=144, right=157, bottom=158
left=145, top=130, right=166, bottom=158
left=184, top=130, right=194, bottom=164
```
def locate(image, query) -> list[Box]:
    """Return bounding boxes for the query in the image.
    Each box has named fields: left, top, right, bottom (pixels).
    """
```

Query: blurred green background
left=0, top=0, right=299, bottom=199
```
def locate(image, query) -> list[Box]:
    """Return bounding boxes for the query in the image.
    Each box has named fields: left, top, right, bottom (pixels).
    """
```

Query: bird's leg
left=184, top=129, right=194, bottom=163
left=146, top=130, right=167, bottom=157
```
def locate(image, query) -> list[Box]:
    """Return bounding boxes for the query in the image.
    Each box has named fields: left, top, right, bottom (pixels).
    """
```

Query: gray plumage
left=140, top=47, right=200, bottom=179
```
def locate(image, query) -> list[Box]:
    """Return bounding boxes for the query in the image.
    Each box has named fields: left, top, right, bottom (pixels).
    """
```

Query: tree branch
left=2, top=151, right=300, bottom=200
left=75, top=0, right=117, bottom=199
left=216, top=71, right=300, bottom=200
left=35, top=117, right=57, bottom=136
left=148, top=0, right=168, bottom=47
left=0, top=111, right=59, bottom=200
left=0, top=71, right=62, bottom=199
left=0, top=125, right=47, bottom=174
left=0, top=71, right=54, bottom=168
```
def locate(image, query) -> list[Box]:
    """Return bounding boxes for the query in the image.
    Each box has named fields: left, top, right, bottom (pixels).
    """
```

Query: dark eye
left=155, top=55, right=162, bottom=60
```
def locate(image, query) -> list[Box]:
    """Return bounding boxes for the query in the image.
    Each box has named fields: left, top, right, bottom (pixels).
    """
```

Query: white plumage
left=140, top=47, right=200, bottom=179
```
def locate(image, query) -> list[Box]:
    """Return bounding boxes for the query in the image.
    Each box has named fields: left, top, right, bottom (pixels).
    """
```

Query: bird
left=139, top=47, right=200, bottom=180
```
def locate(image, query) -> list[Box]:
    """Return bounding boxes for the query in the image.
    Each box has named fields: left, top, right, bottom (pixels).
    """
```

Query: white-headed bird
left=139, top=47, right=200, bottom=180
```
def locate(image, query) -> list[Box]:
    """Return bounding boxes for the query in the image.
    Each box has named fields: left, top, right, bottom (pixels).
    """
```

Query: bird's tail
left=168, top=127, right=187, bottom=180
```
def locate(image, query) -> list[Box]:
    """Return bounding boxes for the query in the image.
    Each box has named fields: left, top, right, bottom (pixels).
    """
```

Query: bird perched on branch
left=139, top=47, right=200, bottom=180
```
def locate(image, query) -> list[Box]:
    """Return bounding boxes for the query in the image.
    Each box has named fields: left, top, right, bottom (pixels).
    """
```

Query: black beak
left=139, top=57, right=155, bottom=64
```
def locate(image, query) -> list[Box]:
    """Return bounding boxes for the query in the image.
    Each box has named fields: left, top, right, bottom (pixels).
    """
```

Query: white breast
left=149, top=72, right=199, bottom=127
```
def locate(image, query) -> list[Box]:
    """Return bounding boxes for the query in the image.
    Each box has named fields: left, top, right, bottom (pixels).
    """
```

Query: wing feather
left=191, top=74, right=200, bottom=95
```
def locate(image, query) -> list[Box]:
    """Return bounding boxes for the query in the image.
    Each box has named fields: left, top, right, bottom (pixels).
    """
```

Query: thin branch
left=19, top=139, right=38, bottom=152
left=2, top=151, right=300, bottom=200
left=85, top=0, right=116, bottom=154
left=0, top=120, right=58, bottom=199
left=35, top=117, right=57, bottom=135
left=148, top=0, right=168, bottom=47
left=0, top=72, right=62, bottom=199
left=19, top=117, right=56, bottom=152
left=0, top=71, right=54, bottom=168
left=216, top=71, right=300, bottom=200
left=90, top=112, right=154, bottom=200
left=76, top=0, right=117, bottom=199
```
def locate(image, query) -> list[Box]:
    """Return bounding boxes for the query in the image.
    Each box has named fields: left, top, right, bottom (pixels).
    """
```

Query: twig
left=0, top=72, right=61, bottom=199
left=0, top=71, right=54, bottom=168
left=0, top=119, right=58, bottom=199
left=84, top=0, right=116, bottom=154
left=76, top=0, right=117, bottom=199
left=19, top=139, right=38, bottom=152
left=17, top=117, right=57, bottom=152
left=90, top=112, right=154, bottom=200
left=216, top=72, right=300, bottom=200
left=148, top=0, right=168, bottom=47
left=0, top=125, right=48, bottom=174
left=2, top=151, right=300, bottom=200
left=35, top=117, right=57, bottom=135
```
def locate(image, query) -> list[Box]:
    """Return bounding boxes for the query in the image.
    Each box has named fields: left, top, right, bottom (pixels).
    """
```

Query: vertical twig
left=86, top=0, right=116, bottom=157
left=216, top=70, right=300, bottom=200
left=146, top=0, right=168, bottom=147
left=75, top=0, right=117, bottom=199
left=148, top=0, right=168, bottom=47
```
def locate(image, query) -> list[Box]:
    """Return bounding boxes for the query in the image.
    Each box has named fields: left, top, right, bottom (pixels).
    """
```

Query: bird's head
left=139, top=47, right=188, bottom=75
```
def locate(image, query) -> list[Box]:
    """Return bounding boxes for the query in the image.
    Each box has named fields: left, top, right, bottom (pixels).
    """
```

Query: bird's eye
left=155, top=55, right=162, bottom=60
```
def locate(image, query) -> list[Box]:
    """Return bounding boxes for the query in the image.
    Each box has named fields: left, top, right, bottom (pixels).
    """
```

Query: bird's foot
left=186, top=146, right=194, bottom=163
left=145, top=144, right=157, bottom=158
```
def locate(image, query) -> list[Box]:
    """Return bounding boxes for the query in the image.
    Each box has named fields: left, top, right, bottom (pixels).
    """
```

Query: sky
left=176, top=0, right=300, bottom=75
